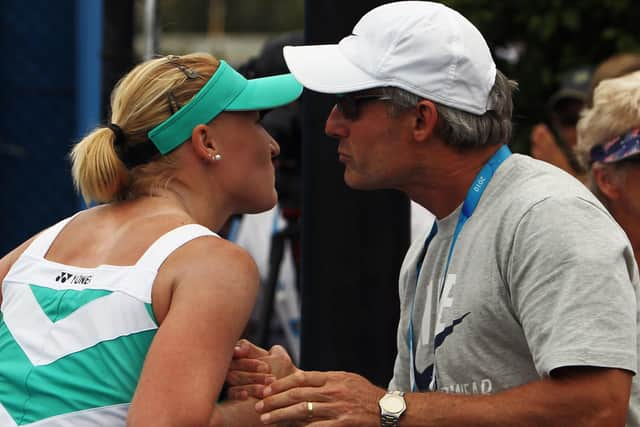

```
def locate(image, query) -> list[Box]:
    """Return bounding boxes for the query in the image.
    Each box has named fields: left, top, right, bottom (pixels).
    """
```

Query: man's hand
left=226, top=339, right=299, bottom=400
left=255, top=370, right=385, bottom=426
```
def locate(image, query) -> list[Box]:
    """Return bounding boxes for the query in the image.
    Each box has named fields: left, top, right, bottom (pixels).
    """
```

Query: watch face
left=382, top=395, right=405, bottom=414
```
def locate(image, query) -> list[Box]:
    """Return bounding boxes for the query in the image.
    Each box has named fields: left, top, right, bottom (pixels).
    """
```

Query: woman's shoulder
left=155, top=230, right=259, bottom=298
left=166, top=235, right=259, bottom=282
left=149, top=223, right=261, bottom=323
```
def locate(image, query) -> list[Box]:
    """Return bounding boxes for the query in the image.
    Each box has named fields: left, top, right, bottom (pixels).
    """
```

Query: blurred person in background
left=530, top=53, right=640, bottom=184
left=585, top=53, right=640, bottom=108
left=0, top=52, right=301, bottom=426
left=576, top=70, right=640, bottom=267
left=530, top=66, right=592, bottom=182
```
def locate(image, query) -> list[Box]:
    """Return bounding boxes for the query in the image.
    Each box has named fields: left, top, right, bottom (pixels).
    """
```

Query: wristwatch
left=379, top=390, right=406, bottom=427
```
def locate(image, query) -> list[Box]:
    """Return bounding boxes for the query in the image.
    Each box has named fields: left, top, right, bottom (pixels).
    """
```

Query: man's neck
left=406, top=144, right=504, bottom=219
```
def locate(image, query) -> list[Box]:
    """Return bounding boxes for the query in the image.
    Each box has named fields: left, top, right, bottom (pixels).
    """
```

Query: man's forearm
left=400, top=368, right=630, bottom=427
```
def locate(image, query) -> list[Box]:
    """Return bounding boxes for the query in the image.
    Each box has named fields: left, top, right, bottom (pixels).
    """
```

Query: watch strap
left=381, top=413, right=400, bottom=427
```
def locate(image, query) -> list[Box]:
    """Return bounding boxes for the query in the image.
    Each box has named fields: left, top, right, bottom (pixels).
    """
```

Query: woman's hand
left=226, top=339, right=299, bottom=400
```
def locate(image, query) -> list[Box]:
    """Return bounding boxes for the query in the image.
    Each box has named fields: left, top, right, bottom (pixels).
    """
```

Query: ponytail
left=70, top=126, right=128, bottom=204
left=69, top=53, right=220, bottom=204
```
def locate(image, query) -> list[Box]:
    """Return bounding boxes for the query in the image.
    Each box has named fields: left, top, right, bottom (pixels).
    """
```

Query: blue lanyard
left=226, top=216, right=242, bottom=242
left=408, top=144, right=512, bottom=392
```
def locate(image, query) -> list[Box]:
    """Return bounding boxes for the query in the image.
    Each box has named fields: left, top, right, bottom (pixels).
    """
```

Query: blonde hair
left=70, top=53, right=220, bottom=204
left=575, top=70, right=640, bottom=170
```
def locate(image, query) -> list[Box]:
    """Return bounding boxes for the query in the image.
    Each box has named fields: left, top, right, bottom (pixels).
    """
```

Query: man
left=530, top=67, right=592, bottom=182
left=576, top=70, right=640, bottom=268
left=228, top=2, right=640, bottom=426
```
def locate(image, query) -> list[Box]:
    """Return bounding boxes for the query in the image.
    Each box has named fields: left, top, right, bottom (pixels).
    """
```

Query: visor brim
left=226, top=73, right=303, bottom=111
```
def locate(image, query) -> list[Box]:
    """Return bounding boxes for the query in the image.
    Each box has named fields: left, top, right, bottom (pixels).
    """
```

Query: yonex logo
left=55, top=271, right=93, bottom=285
left=55, top=272, right=72, bottom=283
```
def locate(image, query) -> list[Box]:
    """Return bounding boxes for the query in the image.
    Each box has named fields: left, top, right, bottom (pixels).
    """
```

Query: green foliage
left=441, top=0, right=640, bottom=153
left=157, top=0, right=304, bottom=34
left=225, top=0, right=304, bottom=33
left=158, top=0, right=210, bottom=33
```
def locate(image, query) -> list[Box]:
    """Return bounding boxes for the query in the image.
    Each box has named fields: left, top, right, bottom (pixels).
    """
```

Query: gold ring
left=306, top=401, right=314, bottom=419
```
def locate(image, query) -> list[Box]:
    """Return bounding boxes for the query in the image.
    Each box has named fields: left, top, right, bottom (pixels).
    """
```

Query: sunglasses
left=335, top=93, right=392, bottom=120
left=616, top=154, right=640, bottom=167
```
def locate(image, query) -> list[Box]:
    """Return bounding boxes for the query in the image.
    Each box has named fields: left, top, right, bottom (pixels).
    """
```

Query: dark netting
left=0, top=1, right=78, bottom=256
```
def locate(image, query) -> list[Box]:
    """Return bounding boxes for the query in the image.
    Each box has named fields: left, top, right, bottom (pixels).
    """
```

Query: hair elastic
left=107, top=123, right=125, bottom=148
left=107, top=122, right=160, bottom=169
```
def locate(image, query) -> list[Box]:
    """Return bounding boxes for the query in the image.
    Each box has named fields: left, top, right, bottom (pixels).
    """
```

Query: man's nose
left=325, top=105, right=349, bottom=139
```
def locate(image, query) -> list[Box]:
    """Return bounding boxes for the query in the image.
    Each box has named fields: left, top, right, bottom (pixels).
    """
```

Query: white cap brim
left=283, top=44, right=384, bottom=94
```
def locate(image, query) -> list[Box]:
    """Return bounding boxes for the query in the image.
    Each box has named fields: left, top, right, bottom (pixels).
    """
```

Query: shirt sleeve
left=507, top=195, right=639, bottom=377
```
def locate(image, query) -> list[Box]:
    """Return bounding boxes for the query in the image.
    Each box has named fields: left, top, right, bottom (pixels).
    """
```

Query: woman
left=575, top=70, right=640, bottom=267
left=0, top=53, right=301, bottom=426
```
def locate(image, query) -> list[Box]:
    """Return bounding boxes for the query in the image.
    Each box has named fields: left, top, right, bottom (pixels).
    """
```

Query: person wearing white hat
left=227, top=2, right=639, bottom=426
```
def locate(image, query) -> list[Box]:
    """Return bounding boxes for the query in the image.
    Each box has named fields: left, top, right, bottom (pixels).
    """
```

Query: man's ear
left=190, top=124, right=219, bottom=161
left=592, top=163, right=621, bottom=200
left=413, top=100, right=438, bottom=143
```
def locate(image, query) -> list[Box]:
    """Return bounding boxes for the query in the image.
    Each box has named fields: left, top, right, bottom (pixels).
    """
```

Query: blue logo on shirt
left=414, top=312, right=471, bottom=391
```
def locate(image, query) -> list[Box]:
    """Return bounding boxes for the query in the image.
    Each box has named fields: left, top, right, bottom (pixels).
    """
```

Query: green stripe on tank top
left=0, top=321, right=156, bottom=425
left=29, top=285, right=112, bottom=322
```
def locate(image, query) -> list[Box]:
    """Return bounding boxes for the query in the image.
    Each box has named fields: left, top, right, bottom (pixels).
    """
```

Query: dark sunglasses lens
left=619, top=154, right=640, bottom=165
left=336, top=96, right=358, bottom=120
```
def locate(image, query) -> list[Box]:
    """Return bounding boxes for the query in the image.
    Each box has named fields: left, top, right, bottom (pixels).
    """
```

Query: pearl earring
left=213, top=154, right=222, bottom=161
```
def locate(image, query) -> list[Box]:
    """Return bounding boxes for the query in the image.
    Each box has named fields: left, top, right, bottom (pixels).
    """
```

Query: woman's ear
left=190, top=124, right=220, bottom=162
left=592, top=163, right=621, bottom=201
left=413, top=100, right=438, bottom=143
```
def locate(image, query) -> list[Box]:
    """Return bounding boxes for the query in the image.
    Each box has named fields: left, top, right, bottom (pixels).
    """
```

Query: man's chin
left=343, top=173, right=362, bottom=190
left=344, top=173, right=380, bottom=191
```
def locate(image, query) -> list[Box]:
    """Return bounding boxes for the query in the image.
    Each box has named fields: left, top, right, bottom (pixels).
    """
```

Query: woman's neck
left=136, top=188, right=230, bottom=233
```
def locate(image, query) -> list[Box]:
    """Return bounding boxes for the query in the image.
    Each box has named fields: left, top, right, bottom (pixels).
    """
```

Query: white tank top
left=0, top=215, right=216, bottom=426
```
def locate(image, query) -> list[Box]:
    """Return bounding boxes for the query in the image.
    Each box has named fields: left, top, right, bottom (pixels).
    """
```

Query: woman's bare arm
left=127, top=237, right=262, bottom=427
left=0, top=234, right=39, bottom=307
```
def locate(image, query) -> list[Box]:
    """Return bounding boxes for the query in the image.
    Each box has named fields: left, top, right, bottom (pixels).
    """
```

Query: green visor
left=148, top=60, right=303, bottom=155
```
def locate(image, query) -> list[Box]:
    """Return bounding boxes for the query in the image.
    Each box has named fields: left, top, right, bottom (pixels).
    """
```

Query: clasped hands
left=226, top=339, right=384, bottom=426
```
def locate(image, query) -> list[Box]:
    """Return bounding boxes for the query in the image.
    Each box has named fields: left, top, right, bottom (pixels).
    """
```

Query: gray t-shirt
left=389, top=154, right=640, bottom=425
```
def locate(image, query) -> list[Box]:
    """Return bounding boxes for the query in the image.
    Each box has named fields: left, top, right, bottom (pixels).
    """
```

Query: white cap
left=283, top=1, right=496, bottom=115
